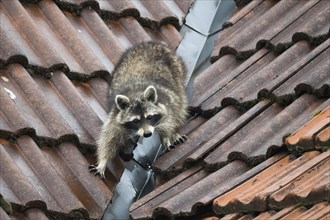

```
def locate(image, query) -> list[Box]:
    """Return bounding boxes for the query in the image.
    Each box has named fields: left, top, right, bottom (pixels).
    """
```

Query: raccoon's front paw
left=173, top=134, right=187, bottom=146
left=162, top=134, right=187, bottom=152
left=89, top=164, right=106, bottom=180
left=161, top=138, right=174, bottom=152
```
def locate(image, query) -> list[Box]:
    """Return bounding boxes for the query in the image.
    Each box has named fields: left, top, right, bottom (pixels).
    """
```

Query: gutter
left=104, top=0, right=236, bottom=219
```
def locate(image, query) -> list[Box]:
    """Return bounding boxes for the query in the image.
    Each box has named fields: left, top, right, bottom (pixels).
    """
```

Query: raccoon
left=89, top=42, right=188, bottom=179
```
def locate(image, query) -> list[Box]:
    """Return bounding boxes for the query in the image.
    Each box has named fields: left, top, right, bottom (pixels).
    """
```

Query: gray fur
left=91, top=42, right=188, bottom=179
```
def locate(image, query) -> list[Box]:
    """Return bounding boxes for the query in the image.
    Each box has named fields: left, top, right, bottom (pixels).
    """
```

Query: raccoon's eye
left=147, top=114, right=161, bottom=126
left=132, top=119, right=140, bottom=124
left=146, top=115, right=153, bottom=120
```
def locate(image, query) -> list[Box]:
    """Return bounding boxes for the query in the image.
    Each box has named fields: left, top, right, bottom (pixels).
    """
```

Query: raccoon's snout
left=143, top=131, right=152, bottom=138
left=137, top=126, right=154, bottom=138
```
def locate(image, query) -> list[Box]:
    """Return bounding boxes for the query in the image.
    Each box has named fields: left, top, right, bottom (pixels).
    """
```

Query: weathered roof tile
left=213, top=151, right=329, bottom=215
left=218, top=202, right=330, bottom=220
left=0, top=0, right=188, bottom=218
left=131, top=153, right=288, bottom=219
left=130, top=0, right=330, bottom=219
left=286, top=106, right=330, bottom=150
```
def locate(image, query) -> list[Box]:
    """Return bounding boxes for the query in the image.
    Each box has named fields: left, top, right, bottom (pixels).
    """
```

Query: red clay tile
left=281, top=202, right=330, bottom=220
left=130, top=161, right=250, bottom=219
left=224, top=0, right=264, bottom=26
left=2, top=0, right=64, bottom=67
left=131, top=153, right=287, bottom=219
left=0, top=136, right=118, bottom=219
left=213, top=0, right=318, bottom=55
left=219, top=202, right=330, bottom=220
left=271, top=41, right=329, bottom=97
left=205, top=95, right=328, bottom=165
left=271, top=0, right=329, bottom=44
left=267, top=206, right=297, bottom=220
left=80, top=9, right=125, bottom=64
left=116, top=17, right=152, bottom=44
left=212, top=0, right=275, bottom=57
left=316, top=126, right=330, bottom=147
left=286, top=106, right=330, bottom=148
left=1, top=0, right=186, bottom=219
left=269, top=155, right=330, bottom=209
left=212, top=151, right=329, bottom=215
left=2, top=0, right=329, bottom=219
left=202, top=217, right=220, bottom=220
left=153, top=105, right=242, bottom=173
left=179, top=116, right=208, bottom=137
left=140, top=0, right=177, bottom=21
left=97, top=0, right=135, bottom=12
left=7, top=65, right=74, bottom=138
left=0, top=207, right=11, bottom=220
left=192, top=54, right=241, bottom=106
left=186, top=101, right=271, bottom=164
left=0, top=9, right=36, bottom=65
left=173, top=0, right=194, bottom=15
left=1, top=141, right=46, bottom=205
left=219, top=213, right=242, bottom=220
left=207, top=41, right=313, bottom=108
left=38, top=0, right=108, bottom=74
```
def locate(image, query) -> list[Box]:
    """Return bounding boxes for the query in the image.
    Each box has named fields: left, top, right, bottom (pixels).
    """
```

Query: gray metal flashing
left=105, top=133, right=163, bottom=219
left=177, top=0, right=236, bottom=100
left=104, top=0, right=236, bottom=219
left=184, top=0, right=234, bottom=36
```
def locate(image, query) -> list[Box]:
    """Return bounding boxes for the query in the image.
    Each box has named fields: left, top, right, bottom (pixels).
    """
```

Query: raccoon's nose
left=143, top=131, right=152, bottom=138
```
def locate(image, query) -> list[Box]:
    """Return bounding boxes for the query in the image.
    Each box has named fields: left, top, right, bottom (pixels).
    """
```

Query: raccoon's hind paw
left=173, top=134, right=187, bottom=146
left=89, top=164, right=105, bottom=180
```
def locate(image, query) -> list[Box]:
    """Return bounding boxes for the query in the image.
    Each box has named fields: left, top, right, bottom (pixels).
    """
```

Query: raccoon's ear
left=144, top=86, right=157, bottom=103
left=115, top=95, right=130, bottom=111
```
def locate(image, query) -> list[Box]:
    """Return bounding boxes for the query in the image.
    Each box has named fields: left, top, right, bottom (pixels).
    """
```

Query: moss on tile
left=155, top=167, right=184, bottom=181
left=315, top=84, right=330, bottom=99
left=212, top=30, right=329, bottom=63
left=236, top=50, right=256, bottom=60
left=203, top=161, right=228, bottom=173
left=234, top=0, right=253, bottom=7
left=274, top=93, right=297, bottom=107
left=312, top=109, right=323, bottom=118
left=0, top=195, right=12, bottom=215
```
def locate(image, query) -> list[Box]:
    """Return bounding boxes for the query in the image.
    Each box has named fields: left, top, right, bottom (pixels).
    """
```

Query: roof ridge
left=210, top=30, right=330, bottom=63
left=19, top=0, right=181, bottom=31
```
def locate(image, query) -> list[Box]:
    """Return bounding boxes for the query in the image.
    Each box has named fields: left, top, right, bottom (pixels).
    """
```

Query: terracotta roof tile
left=316, top=126, right=330, bottom=147
left=213, top=151, right=329, bottom=215
left=1, top=136, right=116, bottom=219
left=153, top=95, right=329, bottom=178
left=36, top=0, right=193, bottom=30
left=194, top=39, right=329, bottom=110
left=212, top=0, right=329, bottom=60
left=218, top=202, right=330, bottom=220
left=1, top=0, right=184, bottom=81
left=130, top=153, right=288, bottom=219
left=130, top=0, right=330, bottom=219
left=0, top=0, right=188, bottom=218
left=1, top=0, right=329, bottom=219
left=286, top=106, right=330, bottom=150
left=269, top=157, right=329, bottom=210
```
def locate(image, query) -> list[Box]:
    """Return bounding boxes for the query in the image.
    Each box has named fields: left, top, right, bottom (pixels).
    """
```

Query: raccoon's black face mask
left=115, top=86, right=165, bottom=137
